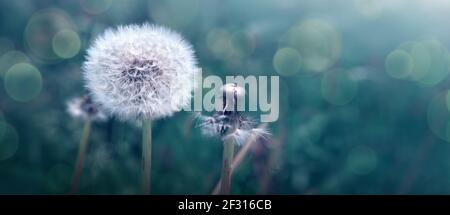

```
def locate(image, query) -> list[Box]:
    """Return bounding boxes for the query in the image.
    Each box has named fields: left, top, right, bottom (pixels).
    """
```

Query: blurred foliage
left=1, top=0, right=450, bottom=194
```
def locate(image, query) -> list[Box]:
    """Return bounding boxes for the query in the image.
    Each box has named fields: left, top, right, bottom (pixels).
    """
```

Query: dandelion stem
left=70, top=119, right=92, bottom=194
left=220, top=136, right=235, bottom=195
left=259, top=127, right=285, bottom=194
left=212, top=124, right=268, bottom=195
left=142, top=119, right=152, bottom=194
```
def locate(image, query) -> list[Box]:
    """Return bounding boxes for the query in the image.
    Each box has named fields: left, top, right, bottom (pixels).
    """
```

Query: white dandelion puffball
left=83, top=24, right=198, bottom=120
left=67, top=95, right=107, bottom=121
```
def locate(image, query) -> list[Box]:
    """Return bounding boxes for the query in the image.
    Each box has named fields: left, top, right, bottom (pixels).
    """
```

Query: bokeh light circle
left=4, top=63, right=42, bottom=102
left=230, top=31, right=256, bottom=58
left=80, top=0, right=112, bottom=14
left=52, top=29, right=81, bottom=59
left=321, top=69, right=358, bottom=105
left=24, top=8, right=76, bottom=63
left=392, top=40, right=450, bottom=86
left=273, top=47, right=302, bottom=76
left=149, top=0, right=199, bottom=28
left=417, top=40, right=450, bottom=86
left=0, top=121, right=19, bottom=161
left=287, top=19, right=341, bottom=72
left=347, top=146, right=378, bottom=175
left=427, top=92, right=450, bottom=142
left=206, top=28, right=232, bottom=60
left=409, top=42, right=431, bottom=81
left=354, top=0, right=384, bottom=19
left=0, top=51, right=29, bottom=78
left=385, top=49, right=414, bottom=79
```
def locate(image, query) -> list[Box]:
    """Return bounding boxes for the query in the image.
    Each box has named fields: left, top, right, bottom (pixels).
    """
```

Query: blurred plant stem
left=70, top=119, right=92, bottom=194
left=258, top=126, right=285, bottom=194
left=212, top=124, right=267, bottom=195
left=220, top=136, right=235, bottom=194
left=142, top=119, right=152, bottom=194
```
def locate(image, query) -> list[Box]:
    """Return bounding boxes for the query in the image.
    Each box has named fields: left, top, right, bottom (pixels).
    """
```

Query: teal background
left=1, top=0, right=450, bottom=194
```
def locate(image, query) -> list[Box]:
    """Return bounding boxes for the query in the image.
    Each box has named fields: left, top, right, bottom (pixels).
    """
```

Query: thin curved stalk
left=212, top=124, right=267, bottom=195
left=220, top=136, right=235, bottom=195
left=212, top=137, right=252, bottom=195
left=70, top=119, right=92, bottom=194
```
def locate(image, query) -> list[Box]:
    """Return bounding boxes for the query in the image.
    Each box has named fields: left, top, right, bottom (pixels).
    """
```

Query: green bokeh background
left=1, top=0, right=450, bottom=194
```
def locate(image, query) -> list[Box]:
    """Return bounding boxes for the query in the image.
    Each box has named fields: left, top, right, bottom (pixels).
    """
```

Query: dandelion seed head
left=66, top=95, right=107, bottom=121
left=194, top=75, right=270, bottom=146
left=220, top=83, right=245, bottom=112
left=195, top=112, right=271, bottom=146
left=83, top=23, right=198, bottom=120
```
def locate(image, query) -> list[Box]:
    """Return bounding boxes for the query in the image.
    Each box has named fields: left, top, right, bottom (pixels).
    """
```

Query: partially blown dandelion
left=83, top=23, right=198, bottom=194
left=197, top=83, right=271, bottom=194
left=67, top=95, right=107, bottom=194
left=67, top=95, right=107, bottom=121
